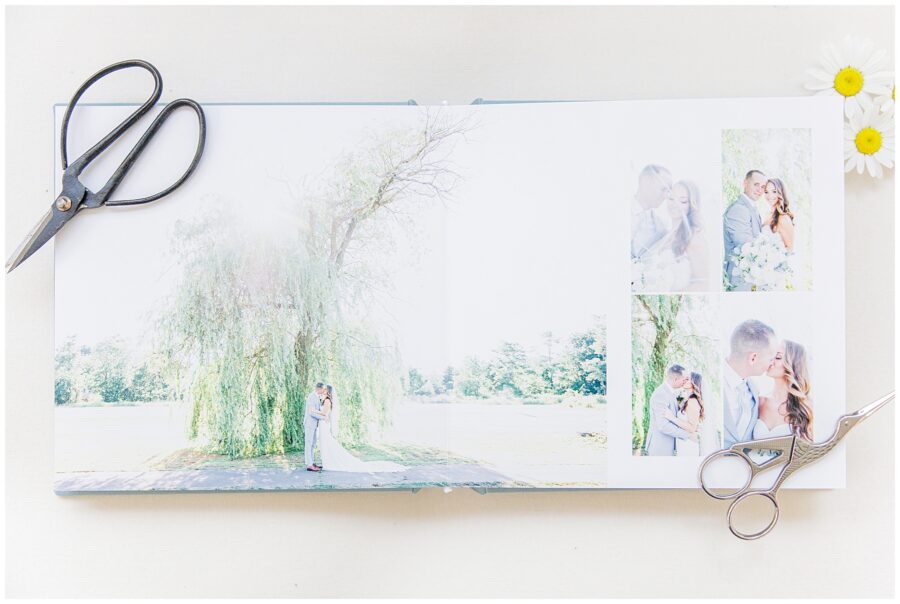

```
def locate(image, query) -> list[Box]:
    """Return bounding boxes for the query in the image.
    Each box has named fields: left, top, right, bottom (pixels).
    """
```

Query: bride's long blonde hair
left=671, top=180, right=702, bottom=257
left=678, top=371, right=705, bottom=421
left=767, top=178, right=795, bottom=232
left=782, top=340, right=813, bottom=440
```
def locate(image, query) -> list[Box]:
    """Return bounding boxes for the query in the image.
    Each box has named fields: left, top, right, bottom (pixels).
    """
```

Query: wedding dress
left=674, top=409, right=701, bottom=457
left=660, top=249, right=692, bottom=291
left=637, top=248, right=692, bottom=292
left=748, top=419, right=792, bottom=463
left=698, top=421, right=720, bottom=456
left=763, top=224, right=786, bottom=246
left=319, top=419, right=407, bottom=473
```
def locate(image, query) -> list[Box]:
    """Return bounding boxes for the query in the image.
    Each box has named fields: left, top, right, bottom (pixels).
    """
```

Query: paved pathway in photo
left=54, top=463, right=512, bottom=494
left=55, top=400, right=608, bottom=493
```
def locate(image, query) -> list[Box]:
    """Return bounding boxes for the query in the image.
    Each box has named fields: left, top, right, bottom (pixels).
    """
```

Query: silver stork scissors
left=699, top=391, right=894, bottom=540
left=6, top=59, right=206, bottom=273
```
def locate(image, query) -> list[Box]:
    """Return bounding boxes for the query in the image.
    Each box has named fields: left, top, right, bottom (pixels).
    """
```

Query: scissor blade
left=853, top=392, right=895, bottom=420
left=6, top=208, right=64, bottom=273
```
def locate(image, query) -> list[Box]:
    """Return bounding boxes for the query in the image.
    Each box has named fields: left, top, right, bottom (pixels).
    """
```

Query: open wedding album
left=53, top=97, right=845, bottom=492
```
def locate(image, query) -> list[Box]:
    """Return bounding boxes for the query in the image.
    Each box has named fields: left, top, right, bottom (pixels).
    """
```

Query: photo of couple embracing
left=723, top=170, right=798, bottom=291
left=304, top=382, right=406, bottom=474
left=630, top=164, right=710, bottom=293
left=645, top=365, right=713, bottom=457
left=631, top=294, right=722, bottom=457
left=722, top=128, right=813, bottom=291
left=723, top=319, right=814, bottom=448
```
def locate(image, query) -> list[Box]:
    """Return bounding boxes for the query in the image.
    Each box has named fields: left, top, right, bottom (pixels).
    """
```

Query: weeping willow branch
left=156, top=109, right=473, bottom=458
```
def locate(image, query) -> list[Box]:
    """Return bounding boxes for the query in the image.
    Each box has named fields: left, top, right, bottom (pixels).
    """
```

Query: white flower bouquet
left=632, top=257, right=664, bottom=291
left=730, top=234, right=794, bottom=291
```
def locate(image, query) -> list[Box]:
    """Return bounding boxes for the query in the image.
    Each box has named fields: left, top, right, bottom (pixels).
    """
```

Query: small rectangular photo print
left=722, top=128, right=813, bottom=292
left=629, top=160, right=721, bottom=294
left=631, top=294, right=722, bottom=458
left=721, top=297, right=815, bottom=453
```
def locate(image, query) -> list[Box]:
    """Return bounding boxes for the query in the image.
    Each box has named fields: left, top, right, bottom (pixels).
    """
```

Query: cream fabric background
left=5, top=6, right=894, bottom=598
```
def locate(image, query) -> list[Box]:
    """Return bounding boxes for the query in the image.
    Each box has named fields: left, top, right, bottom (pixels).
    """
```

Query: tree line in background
left=54, top=336, right=173, bottom=405
left=404, top=325, right=607, bottom=401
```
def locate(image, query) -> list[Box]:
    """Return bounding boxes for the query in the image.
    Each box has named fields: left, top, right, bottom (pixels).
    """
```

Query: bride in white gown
left=762, top=178, right=796, bottom=252
left=318, top=385, right=407, bottom=473
left=750, top=339, right=814, bottom=462
left=636, top=180, right=708, bottom=292
left=663, top=371, right=706, bottom=457
left=760, top=177, right=801, bottom=289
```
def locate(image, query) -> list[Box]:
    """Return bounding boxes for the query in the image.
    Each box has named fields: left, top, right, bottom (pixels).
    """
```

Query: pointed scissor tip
left=6, top=244, right=32, bottom=273
left=855, top=391, right=895, bottom=419
left=6, top=251, right=24, bottom=273
left=6, top=209, right=57, bottom=274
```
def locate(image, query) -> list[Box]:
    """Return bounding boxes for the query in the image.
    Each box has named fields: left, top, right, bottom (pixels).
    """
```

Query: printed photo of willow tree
left=156, top=110, right=469, bottom=461
left=54, top=103, right=611, bottom=492
left=631, top=294, right=721, bottom=457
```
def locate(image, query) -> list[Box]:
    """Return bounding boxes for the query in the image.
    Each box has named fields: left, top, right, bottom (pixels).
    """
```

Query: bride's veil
left=327, top=385, right=341, bottom=438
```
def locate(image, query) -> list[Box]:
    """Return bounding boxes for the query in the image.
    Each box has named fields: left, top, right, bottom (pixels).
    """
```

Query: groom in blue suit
left=723, top=170, right=766, bottom=290
left=723, top=319, right=778, bottom=448
left=645, top=364, right=693, bottom=456
left=631, top=164, right=673, bottom=261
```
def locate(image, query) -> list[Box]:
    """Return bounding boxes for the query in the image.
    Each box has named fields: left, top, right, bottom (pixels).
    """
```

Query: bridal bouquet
left=632, top=257, right=663, bottom=291
left=632, top=254, right=674, bottom=292
left=730, top=233, right=794, bottom=291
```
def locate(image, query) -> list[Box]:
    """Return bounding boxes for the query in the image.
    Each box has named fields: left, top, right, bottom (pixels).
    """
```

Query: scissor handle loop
left=99, top=98, right=206, bottom=206
left=58, top=60, right=206, bottom=208
left=727, top=490, right=780, bottom=541
left=61, top=59, right=162, bottom=173
left=698, top=448, right=754, bottom=500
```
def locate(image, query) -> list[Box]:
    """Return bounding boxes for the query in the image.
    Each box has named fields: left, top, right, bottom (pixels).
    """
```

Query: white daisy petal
left=874, top=149, right=893, bottom=167
left=868, top=156, right=884, bottom=178
left=823, top=43, right=843, bottom=69
left=805, top=81, right=834, bottom=92
left=806, top=68, right=834, bottom=82
left=862, top=48, right=887, bottom=71
left=858, top=92, right=875, bottom=112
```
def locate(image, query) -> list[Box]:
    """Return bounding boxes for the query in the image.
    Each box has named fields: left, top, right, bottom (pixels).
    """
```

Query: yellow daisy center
left=855, top=127, right=883, bottom=155
left=834, top=66, right=864, bottom=97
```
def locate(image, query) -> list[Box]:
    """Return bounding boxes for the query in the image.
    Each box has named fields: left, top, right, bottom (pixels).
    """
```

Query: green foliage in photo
left=155, top=110, right=472, bottom=458
left=631, top=295, right=720, bottom=453
left=413, top=321, right=607, bottom=403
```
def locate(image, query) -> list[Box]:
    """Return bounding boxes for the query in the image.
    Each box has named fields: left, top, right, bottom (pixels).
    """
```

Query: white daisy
left=875, top=84, right=895, bottom=113
left=844, top=105, right=894, bottom=178
left=805, top=36, right=893, bottom=117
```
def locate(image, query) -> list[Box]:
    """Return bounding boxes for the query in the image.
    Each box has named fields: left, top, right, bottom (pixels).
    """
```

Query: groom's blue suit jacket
left=723, top=194, right=762, bottom=286
left=645, top=383, right=692, bottom=456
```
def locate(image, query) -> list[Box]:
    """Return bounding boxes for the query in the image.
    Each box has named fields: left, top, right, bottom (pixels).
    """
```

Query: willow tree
left=157, top=109, right=472, bottom=457
left=631, top=295, right=683, bottom=451
left=631, top=294, right=721, bottom=452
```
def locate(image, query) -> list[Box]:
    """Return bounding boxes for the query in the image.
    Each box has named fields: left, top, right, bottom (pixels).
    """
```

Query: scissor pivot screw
left=56, top=196, right=72, bottom=211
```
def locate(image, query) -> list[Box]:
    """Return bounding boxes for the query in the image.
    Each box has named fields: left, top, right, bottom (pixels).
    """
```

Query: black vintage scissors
left=699, top=391, right=894, bottom=540
left=6, top=59, right=206, bottom=273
